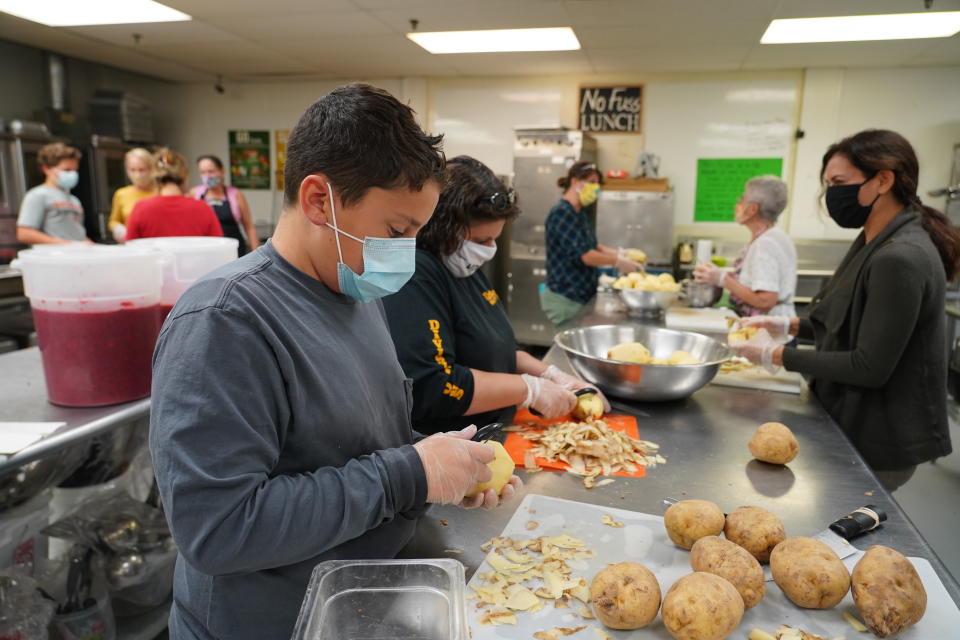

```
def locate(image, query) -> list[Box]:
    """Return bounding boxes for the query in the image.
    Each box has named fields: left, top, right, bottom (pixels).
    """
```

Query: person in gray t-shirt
left=16, top=142, right=90, bottom=244
left=150, top=84, right=521, bottom=640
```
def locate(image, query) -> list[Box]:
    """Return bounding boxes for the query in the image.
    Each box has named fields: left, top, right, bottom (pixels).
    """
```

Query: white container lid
left=127, top=237, right=239, bottom=305
left=15, top=245, right=163, bottom=311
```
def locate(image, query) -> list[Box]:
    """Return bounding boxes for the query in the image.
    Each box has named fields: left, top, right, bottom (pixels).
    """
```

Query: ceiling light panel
left=407, top=27, right=580, bottom=54
left=0, top=0, right=190, bottom=26
left=761, top=12, right=960, bottom=44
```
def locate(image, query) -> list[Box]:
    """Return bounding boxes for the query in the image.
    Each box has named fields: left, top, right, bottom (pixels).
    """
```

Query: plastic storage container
left=292, top=559, right=468, bottom=640
left=127, top=237, right=238, bottom=321
left=14, top=246, right=163, bottom=407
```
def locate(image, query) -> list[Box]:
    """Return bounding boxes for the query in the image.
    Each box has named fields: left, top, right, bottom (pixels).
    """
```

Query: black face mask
left=825, top=179, right=880, bottom=229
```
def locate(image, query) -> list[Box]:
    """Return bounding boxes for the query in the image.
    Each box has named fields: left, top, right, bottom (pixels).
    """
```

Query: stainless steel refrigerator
left=506, top=128, right=597, bottom=347
left=595, top=190, right=675, bottom=267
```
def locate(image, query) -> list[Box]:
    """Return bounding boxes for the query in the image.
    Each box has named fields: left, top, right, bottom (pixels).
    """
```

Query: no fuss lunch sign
left=579, top=85, right=642, bottom=133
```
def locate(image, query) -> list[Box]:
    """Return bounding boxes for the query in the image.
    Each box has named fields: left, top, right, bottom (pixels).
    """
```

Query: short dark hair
left=557, top=161, right=602, bottom=190
left=283, top=83, right=445, bottom=207
left=418, top=156, right=520, bottom=257
left=38, top=142, right=81, bottom=168
left=197, top=154, right=224, bottom=170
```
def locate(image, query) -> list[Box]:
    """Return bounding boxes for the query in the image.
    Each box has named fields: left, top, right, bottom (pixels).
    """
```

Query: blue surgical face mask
left=55, top=169, right=79, bottom=191
left=202, top=175, right=222, bottom=188
left=325, top=183, right=416, bottom=302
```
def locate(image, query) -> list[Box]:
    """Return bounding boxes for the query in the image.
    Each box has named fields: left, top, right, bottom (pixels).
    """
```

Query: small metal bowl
left=554, top=324, right=732, bottom=401
left=618, top=288, right=680, bottom=316
left=683, top=280, right=722, bottom=308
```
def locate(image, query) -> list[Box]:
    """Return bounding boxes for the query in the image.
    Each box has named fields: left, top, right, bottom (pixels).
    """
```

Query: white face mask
left=442, top=239, right=497, bottom=278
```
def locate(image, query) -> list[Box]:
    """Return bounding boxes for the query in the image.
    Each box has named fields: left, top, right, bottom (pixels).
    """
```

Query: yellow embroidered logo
left=482, top=289, right=499, bottom=305
left=443, top=382, right=464, bottom=400
left=428, top=319, right=451, bottom=374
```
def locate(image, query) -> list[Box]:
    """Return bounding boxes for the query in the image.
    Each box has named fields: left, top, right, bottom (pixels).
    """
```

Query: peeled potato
left=748, top=422, right=799, bottom=465
left=607, top=341, right=651, bottom=363
left=572, top=392, right=604, bottom=420
left=723, top=506, right=785, bottom=564
left=626, top=248, right=647, bottom=263
left=852, top=545, right=927, bottom=637
left=465, top=440, right=514, bottom=497
left=668, top=350, right=701, bottom=365
left=690, top=536, right=765, bottom=609
left=770, top=536, right=850, bottom=609
left=661, top=572, right=744, bottom=640
left=728, top=326, right=758, bottom=343
left=590, top=562, right=661, bottom=630
left=664, top=499, right=726, bottom=550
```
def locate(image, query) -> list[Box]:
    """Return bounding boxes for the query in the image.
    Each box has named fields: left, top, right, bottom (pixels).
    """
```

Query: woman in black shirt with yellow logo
left=384, top=156, right=608, bottom=434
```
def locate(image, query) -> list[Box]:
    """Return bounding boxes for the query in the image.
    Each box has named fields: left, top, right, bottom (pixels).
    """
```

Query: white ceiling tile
left=63, top=20, right=240, bottom=46
left=588, top=45, right=751, bottom=73
left=371, top=0, right=569, bottom=32
left=773, top=0, right=960, bottom=19
left=211, top=10, right=391, bottom=41
left=162, top=0, right=358, bottom=18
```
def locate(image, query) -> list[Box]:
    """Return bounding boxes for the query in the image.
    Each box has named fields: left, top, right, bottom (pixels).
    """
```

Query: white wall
left=789, top=66, right=960, bottom=240
left=157, top=78, right=404, bottom=226
left=152, top=65, right=960, bottom=239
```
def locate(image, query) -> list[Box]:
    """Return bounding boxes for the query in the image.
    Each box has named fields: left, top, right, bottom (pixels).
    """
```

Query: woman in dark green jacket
left=733, top=130, right=958, bottom=487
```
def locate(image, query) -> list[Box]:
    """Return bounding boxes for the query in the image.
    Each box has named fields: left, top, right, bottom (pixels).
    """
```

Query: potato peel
left=533, top=626, right=587, bottom=640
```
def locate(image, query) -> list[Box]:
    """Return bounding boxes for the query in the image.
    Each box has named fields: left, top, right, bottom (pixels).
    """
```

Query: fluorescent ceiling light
left=0, top=0, right=190, bottom=26
left=407, top=27, right=580, bottom=54
left=761, top=12, right=960, bottom=44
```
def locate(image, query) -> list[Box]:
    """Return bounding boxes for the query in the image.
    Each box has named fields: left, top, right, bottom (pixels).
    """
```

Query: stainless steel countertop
left=401, top=294, right=960, bottom=605
left=0, top=347, right=150, bottom=473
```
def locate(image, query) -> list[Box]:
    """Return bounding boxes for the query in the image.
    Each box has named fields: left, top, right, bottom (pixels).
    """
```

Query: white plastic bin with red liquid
left=127, top=236, right=239, bottom=322
left=14, top=246, right=164, bottom=407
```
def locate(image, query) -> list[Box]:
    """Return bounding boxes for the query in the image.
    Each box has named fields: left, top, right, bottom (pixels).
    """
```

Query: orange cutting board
left=503, top=409, right=646, bottom=478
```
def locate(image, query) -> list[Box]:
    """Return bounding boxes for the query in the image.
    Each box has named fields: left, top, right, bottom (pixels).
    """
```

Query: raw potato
left=664, top=500, right=726, bottom=550
left=852, top=545, right=927, bottom=637
left=589, top=562, right=661, bottom=630
left=661, top=572, right=744, bottom=640
left=769, top=536, right=850, bottom=609
left=668, top=350, right=701, bottom=365
left=690, top=536, right=765, bottom=609
left=728, top=326, right=758, bottom=343
left=748, top=422, right=799, bottom=465
left=607, top=341, right=651, bottom=363
left=464, top=441, right=515, bottom=497
left=572, top=392, right=604, bottom=420
left=723, top=506, right=786, bottom=564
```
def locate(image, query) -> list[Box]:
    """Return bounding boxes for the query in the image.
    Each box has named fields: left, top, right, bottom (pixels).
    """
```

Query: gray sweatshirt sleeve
left=149, top=307, right=427, bottom=576
left=783, top=248, right=923, bottom=389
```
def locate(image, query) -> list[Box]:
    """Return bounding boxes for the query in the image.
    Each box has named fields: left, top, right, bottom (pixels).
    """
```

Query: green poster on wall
left=694, top=158, right=783, bottom=222
left=229, top=130, right=271, bottom=190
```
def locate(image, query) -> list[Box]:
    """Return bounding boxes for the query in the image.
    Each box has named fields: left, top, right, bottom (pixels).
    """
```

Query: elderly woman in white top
left=694, top=175, right=797, bottom=317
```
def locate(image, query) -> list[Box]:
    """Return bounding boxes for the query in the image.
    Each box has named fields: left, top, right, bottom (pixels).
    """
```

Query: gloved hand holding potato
left=413, top=425, right=521, bottom=510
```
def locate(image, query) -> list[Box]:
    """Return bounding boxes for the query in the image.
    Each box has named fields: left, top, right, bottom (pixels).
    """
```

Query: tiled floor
left=888, top=400, right=960, bottom=580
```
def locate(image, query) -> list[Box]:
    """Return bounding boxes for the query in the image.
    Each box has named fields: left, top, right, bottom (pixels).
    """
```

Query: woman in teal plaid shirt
left=541, top=162, right=643, bottom=325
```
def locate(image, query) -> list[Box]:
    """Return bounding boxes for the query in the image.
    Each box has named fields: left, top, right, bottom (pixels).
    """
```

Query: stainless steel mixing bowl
left=554, top=324, right=732, bottom=401
left=618, top=288, right=680, bottom=316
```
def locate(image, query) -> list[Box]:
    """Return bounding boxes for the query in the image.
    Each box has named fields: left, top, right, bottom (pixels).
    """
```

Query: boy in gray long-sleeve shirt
left=150, top=84, right=517, bottom=639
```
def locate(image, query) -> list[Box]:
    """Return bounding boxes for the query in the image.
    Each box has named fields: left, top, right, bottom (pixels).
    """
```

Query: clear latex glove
left=520, top=373, right=577, bottom=419
left=729, top=328, right=780, bottom=373
left=614, top=256, right=644, bottom=273
left=693, top=262, right=725, bottom=287
left=739, top=315, right=793, bottom=341
left=413, top=425, right=495, bottom=506
left=112, top=224, right=127, bottom=244
left=540, top=364, right=611, bottom=412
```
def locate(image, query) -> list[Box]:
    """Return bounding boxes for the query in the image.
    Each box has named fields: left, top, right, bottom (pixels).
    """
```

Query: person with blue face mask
left=731, top=130, right=958, bottom=490
left=149, top=84, right=521, bottom=640
left=16, top=142, right=93, bottom=245
left=384, top=156, right=610, bottom=435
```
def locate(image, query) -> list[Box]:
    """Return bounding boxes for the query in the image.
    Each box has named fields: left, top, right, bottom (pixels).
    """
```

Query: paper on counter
left=0, top=422, right=67, bottom=454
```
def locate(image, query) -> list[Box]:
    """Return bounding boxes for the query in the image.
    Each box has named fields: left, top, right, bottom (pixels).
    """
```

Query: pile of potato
left=580, top=420, right=926, bottom=639
left=612, top=270, right=682, bottom=292
left=607, top=341, right=702, bottom=366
